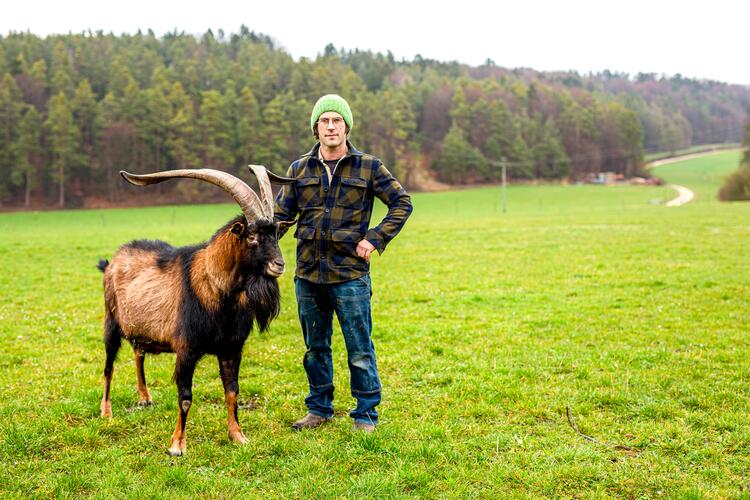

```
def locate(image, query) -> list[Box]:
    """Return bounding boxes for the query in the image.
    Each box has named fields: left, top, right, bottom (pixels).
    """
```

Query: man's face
left=317, top=111, right=347, bottom=149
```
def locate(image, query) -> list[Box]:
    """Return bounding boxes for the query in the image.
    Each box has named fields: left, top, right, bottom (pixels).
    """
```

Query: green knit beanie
left=310, top=94, right=354, bottom=132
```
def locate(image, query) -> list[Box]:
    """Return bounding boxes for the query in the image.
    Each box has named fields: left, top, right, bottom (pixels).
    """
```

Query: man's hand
left=356, top=239, right=376, bottom=262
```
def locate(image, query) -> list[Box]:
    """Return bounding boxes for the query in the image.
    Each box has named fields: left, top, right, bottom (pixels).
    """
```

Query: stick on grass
left=566, top=406, right=636, bottom=452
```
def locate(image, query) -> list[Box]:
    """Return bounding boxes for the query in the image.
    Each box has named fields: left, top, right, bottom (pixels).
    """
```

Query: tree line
left=1, top=27, right=749, bottom=208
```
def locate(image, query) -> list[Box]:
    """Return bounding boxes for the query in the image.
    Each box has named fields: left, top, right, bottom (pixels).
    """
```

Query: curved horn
left=247, top=165, right=300, bottom=218
left=266, top=169, right=301, bottom=185
left=120, top=169, right=266, bottom=221
left=247, top=165, right=274, bottom=218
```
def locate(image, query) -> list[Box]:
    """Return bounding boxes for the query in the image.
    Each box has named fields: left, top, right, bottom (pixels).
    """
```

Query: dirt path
left=665, top=184, right=694, bottom=207
left=648, top=150, right=721, bottom=207
left=647, top=147, right=744, bottom=207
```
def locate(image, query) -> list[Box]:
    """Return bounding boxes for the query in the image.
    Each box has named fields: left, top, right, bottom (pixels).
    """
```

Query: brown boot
left=292, top=413, right=330, bottom=431
left=353, top=421, right=375, bottom=433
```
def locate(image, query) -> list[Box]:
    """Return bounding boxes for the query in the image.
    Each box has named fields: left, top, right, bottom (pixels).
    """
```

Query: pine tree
left=46, top=92, right=81, bottom=207
left=535, top=121, right=571, bottom=179
left=259, top=92, right=292, bottom=173
left=141, top=66, right=171, bottom=171
left=378, top=88, right=417, bottom=179
left=50, top=40, right=75, bottom=97
left=234, top=86, right=262, bottom=168
left=12, top=106, right=42, bottom=206
left=165, top=81, right=198, bottom=168
left=72, top=79, right=99, bottom=177
left=30, top=59, right=47, bottom=83
left=449, top=85, right=472, bottom=133
left=109, top=56, right=135, bottom=98
left=510, top=134, right=533, bottom=179
left=0, top=73, right=23, bottom=202
left=432, top=124, right=486, bottom=183
left=199, top=89, right=233, bottom=168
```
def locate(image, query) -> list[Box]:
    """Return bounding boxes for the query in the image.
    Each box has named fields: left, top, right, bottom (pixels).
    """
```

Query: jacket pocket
left=294, top=225, right=317, bottom=264
left=296, top=177, right=321, bottom=208
left=330, top=228, right=366, bottom=269
left=336, top=177, right=367, bottom=210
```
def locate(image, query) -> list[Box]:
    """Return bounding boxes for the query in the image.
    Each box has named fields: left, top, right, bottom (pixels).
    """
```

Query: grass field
left=644, top=143, right=740, bottom=163
left=0, top=149, right=748, bottom=497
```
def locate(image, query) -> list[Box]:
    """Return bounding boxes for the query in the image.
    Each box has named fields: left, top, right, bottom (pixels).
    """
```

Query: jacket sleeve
left=273, top=164, right=298, bottom=240
left=364, top=162, right=413, bottom=254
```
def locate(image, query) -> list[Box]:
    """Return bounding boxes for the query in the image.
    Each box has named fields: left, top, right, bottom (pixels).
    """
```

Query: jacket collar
left=302, top=140, right=363, bottom=161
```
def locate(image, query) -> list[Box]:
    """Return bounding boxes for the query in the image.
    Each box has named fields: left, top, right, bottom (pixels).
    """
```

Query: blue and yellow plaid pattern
left=274, top=141, right=413, bottom=284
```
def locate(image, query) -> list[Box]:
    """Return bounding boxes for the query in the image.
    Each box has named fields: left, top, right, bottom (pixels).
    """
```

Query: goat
left=98, top=165, right=295, bottom=456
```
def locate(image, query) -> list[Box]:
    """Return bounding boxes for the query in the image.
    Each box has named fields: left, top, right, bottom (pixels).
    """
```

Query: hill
left=1, top=27, right=749, bottom=208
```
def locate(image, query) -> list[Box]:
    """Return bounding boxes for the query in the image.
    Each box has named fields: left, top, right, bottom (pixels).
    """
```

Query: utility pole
left=501, top=156, right=507, bottom=213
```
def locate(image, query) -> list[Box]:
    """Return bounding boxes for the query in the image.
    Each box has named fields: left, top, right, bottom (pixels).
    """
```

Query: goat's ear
left=230, top=221, right=246, bottom=237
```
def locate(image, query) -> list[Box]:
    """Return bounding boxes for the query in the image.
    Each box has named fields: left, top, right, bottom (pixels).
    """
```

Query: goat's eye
left=247, top=234, right=258, bottom=245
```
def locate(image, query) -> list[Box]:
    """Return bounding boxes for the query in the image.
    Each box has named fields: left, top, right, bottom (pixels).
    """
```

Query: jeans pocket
left=356, top=275, right=372, bottom=296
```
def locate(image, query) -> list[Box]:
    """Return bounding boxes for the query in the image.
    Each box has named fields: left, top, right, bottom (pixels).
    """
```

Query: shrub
left=718, top=166, right=750, bottom=201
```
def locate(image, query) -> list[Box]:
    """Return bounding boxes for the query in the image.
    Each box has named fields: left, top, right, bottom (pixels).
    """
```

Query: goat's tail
left=96, top=259, right=110, bottom=273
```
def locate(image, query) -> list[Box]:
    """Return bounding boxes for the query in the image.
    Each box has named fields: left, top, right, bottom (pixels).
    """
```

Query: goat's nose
left=273, top=258, right=284, bottom=268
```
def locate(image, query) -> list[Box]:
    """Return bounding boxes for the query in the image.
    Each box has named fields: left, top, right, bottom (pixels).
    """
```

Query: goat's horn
left=247, top=165, right=299, bottom=218
left=266, top=170, right=301, bottom=185
left=120, top=169, right=265, bottom=222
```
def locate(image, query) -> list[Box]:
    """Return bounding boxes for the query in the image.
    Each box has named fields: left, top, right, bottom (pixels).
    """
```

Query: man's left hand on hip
left=356, top=239, right=376, bottom=262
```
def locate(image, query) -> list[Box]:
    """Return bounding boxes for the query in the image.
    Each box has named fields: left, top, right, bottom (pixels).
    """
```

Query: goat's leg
left=169, top=353, right=197, bottom=456
left=218, top=353, right=248, bottom=444
left=134, top=349, right=153, bottom=406
left=100, top=314, right=122, bottom=418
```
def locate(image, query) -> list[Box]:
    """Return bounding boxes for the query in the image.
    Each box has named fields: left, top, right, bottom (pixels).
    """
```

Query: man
left=274, top=94, right=412, bottom=432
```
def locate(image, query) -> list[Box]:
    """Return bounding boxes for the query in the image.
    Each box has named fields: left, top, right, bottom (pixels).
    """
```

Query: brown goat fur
left=104, top=246, right=183, bottom=350
left=190, top=221, right=248, bottom=312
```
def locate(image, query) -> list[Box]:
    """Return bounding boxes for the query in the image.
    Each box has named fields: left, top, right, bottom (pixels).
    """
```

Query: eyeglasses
left=317, top=117, right=345, bottom=128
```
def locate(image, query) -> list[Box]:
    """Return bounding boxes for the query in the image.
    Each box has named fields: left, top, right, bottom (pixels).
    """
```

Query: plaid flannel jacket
left=274, top=141, right=413, bottom=284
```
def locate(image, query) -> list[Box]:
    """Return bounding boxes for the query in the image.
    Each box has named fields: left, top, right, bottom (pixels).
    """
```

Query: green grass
left=644, top=143, right=740, bottom=162
left=651, top=148, right=744, bottom=202
left=1, top=150, right=749, bottom=497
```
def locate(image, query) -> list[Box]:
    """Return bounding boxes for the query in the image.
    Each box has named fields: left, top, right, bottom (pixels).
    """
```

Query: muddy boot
left=353, top=421, right=375, bottom=433
left=292, top=413, right=330, bottom=431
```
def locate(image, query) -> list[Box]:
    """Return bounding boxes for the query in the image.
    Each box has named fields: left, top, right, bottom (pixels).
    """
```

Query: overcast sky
left=4, top=0, right=748, bottom=85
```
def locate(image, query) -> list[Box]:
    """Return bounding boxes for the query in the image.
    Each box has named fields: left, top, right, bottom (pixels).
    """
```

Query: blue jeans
left=294, top=275, right=381, bottom=425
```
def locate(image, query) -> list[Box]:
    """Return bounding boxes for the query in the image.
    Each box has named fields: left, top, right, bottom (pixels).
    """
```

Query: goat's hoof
left=169, top=437, right=186, bottom=456
left=100, top=402, right=112, bottom=418
left=230, top=432, right=249, bottom=445
left=138, top=400, right=153, bottom=407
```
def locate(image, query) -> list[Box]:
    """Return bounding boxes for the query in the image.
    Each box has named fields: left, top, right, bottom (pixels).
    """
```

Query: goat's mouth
left=266, top=261, right=285, bottom=277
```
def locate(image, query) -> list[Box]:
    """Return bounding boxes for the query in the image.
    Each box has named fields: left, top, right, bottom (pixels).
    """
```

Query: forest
left=1, top=27, right=749, bottom=208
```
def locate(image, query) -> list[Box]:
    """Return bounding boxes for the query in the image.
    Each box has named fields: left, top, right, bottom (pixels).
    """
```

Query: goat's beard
left=246, top=274, right=281, bottom=332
